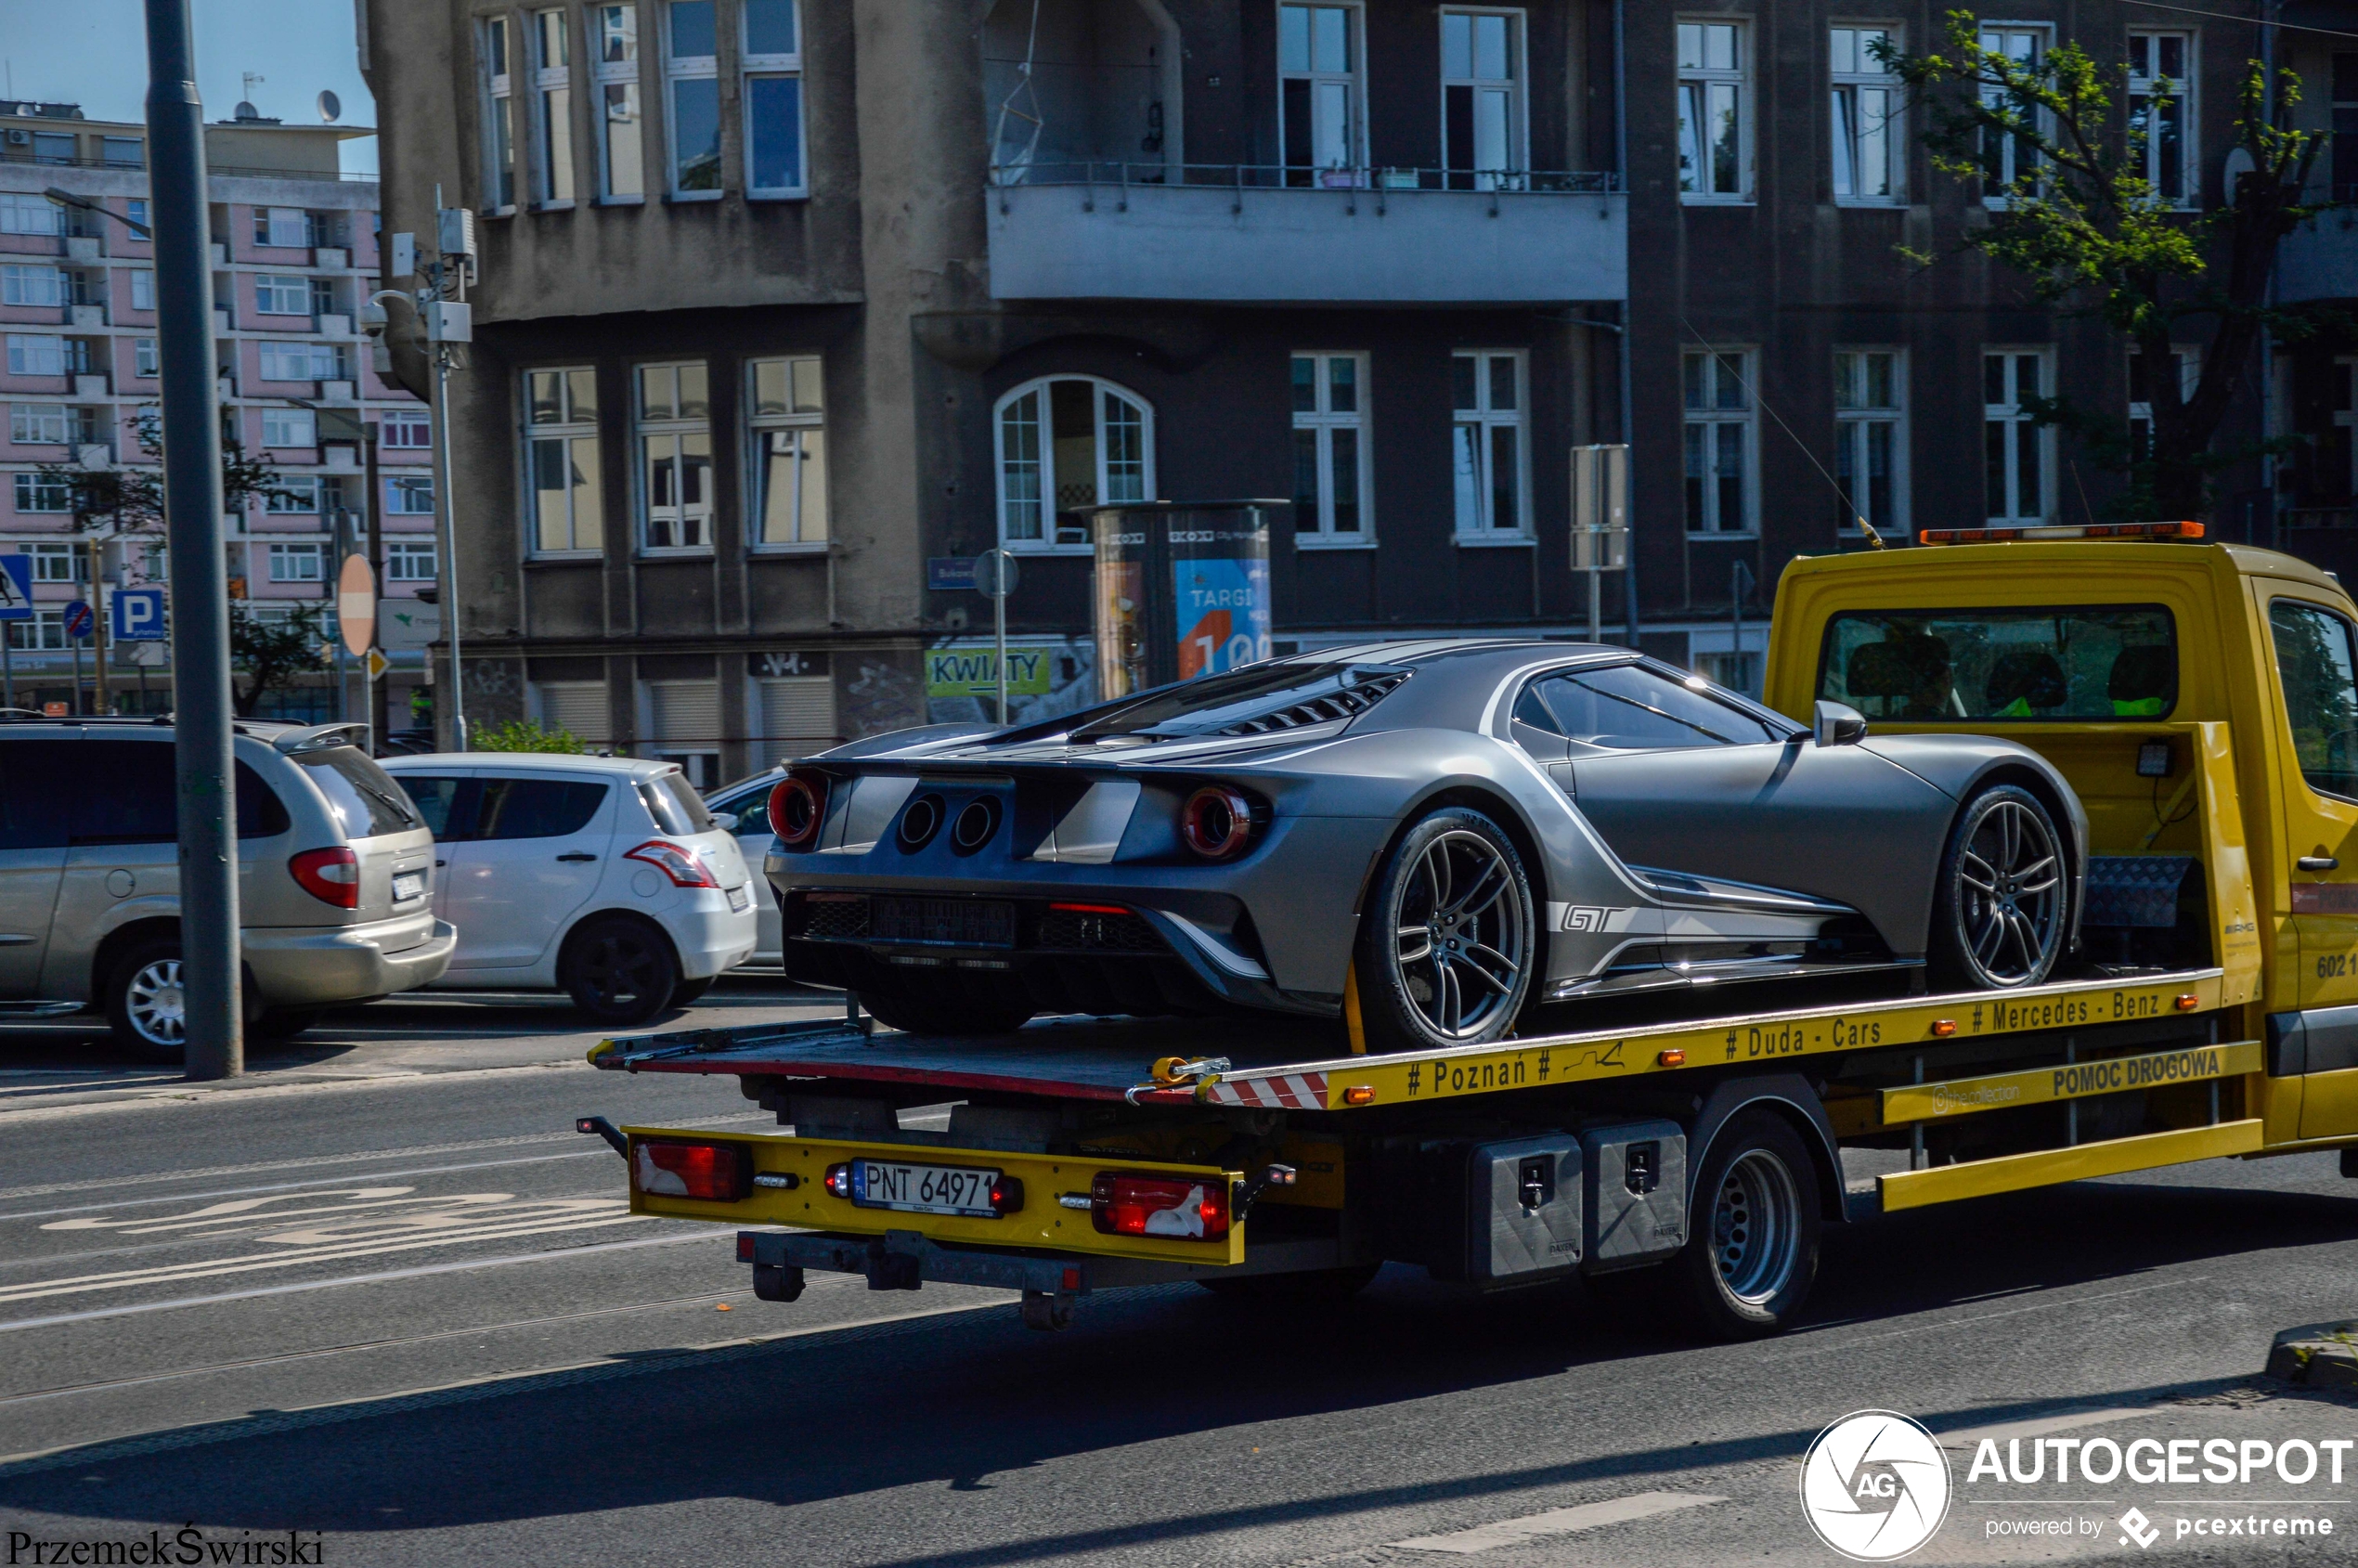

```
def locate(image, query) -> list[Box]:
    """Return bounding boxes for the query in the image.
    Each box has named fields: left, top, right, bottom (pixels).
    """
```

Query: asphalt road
left=2, top=980, right=2358, bottom=1565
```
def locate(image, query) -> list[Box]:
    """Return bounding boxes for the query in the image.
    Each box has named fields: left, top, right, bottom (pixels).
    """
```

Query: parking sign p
left=112, top=588, right=167, bottom=641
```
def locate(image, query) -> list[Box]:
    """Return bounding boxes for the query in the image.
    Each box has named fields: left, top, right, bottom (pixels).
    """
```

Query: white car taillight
left=624, top=839, right=719, bottom=888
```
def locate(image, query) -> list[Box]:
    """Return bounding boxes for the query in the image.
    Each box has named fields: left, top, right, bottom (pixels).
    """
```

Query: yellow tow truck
left=581, top=522, right=2358, bottom=1337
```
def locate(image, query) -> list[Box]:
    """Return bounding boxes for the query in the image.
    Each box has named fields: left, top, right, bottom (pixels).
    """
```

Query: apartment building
left=0, top=100, right=435, bottom=719
left=364, top=1, right=2349, bottom=772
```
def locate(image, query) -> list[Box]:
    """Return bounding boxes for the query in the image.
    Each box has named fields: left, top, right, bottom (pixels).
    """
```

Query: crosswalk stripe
left=1390, top=1491, right=1729, bottom=1554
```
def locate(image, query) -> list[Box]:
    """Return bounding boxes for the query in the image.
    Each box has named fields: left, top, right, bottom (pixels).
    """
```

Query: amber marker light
left=2175, top=993, right=2199, bottom=1011
left=1656, top=1049, right=1687, bottom=1067
left=1930, top=1019, right=1958, bottom=1037
left=1341, top=1085, right=1376, bottom=1106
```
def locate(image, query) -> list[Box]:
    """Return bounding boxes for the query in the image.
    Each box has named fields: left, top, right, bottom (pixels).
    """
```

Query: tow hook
left=576, top=1115, right=628, bottom=1159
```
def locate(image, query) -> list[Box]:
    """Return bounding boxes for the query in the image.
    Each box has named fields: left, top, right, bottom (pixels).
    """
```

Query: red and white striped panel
left=1207, top=1072, right=1328, bottom=1109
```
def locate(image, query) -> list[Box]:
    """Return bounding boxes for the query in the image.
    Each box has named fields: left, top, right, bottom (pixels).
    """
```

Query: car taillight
left=1090, top=1171, right=1229, bottom=1239
left=289, top=846, right=360, bottom=909
left=625, top=839, right=719, bottom=888
left=1180, top=786, right=1255, bottom=861
left=633, top=1140, right=750, bottom=1201
left=771, top=773, right=827, bottom=849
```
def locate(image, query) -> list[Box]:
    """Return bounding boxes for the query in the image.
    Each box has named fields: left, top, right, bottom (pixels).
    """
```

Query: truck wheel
left=1671, top=1110, right=1820, bottom=1340
left=560, top=916, right=681, bottom=1026
left=1354, top=807, right=1535, bottom=1054
left=856, top=982, right=1033, bottom=1037
left=1197, top=1263, right=1382, bottom=1302
left=1928, top=784, right=2066, bottom=991
left=104, top=939, right=188, bottom=1063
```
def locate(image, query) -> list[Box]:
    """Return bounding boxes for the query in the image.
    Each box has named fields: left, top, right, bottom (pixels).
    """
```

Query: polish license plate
left=727, top=885, right=751, bottom=914
left=849, top=1159, right=1002, bottom=1218
left=392, top=870, right=426, bottom=903
left=873, top=896, right=1016, bottom=948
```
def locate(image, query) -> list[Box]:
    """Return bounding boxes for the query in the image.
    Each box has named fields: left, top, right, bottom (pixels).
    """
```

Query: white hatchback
left=380, top=753, right=758, bottom=1024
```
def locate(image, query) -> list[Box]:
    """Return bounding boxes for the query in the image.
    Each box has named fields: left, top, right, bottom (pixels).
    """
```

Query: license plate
left=727, top=885, right=751, bottom=914
left=873, top=896, right=1016, bottom=948
left=849, top=1159, right=1002, bottom=1218
left=392, top=870, right=426, bottom=903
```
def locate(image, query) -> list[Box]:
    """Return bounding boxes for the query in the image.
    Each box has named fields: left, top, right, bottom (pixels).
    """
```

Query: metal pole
left=1613, top=0, right=1639, bottom=651
left=71, top=630, right=84, bottom=713
left=88, top=536, right=111, bottom=715
left=364, top=421, right=386, bottom=749
left=994, top=584, right=1008, bottom=726
left=2, top=626, right=14, bottom=709
left=433, top=347, right=465, bottom=749
left=146, top=0, right=241, bottom=1079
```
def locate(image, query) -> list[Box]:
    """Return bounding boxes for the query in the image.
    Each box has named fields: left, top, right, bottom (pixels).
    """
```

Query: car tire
left=559, top=915, right=683, bottom=1027
left=1670, top=1110, right=1820, bottom=1341
left=1196, top=1263, right=1382, bottom=1302
left=1927, top=784, right=2067, bottom=991
left=104, top=939, right=188, bottom=1063
left=856, top=981, right=1033, bottom=1037
left=250, top=1008, right=324, bottom=1042
left=668, top=976, right=715, bottom=1009
left=1353, top=806, right=1536, bottom=1055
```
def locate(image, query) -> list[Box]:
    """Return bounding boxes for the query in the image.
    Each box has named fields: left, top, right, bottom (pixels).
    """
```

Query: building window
left=2128, top=32, right=2193, bottom=207
left=1978, top=28, right=2049, bottom=201
left=2334, top=56, right=2358, bottom=204
left=2129, top=343, right=2200, bottom=458
left=0, top=195, right=64, bottom=237
left=748, top=356, right=826, bottom=547
left=484, top=15, right=519, bottom=210
left=1683, top=349, right=1756, bottom=535
left=526, top=366, right=603, bottom=553
left=1452, top=350, right=1527, bottom=538
left=1291, top=353, right=1370, bottom=543
left=11, top=405, right=69, bottom=446
left=1, top=265, right=67, bottom=307
left=262, top=407, right=317, bottom=448
left=124, top=200, right=149, bottom=239
left=665, top=0, right=722, bottom=193
left=259, top=342, right=343, bottom=382
left=13, top=473, right=71, bottom=513
left=1278, top=3, right=1363, bottom=185
left=387, top=539, right=439, bottom=580
left=1440, top=9, right=1523, bottom=189
left=101, top=136, right=143, bottom=169
left=254, top=275, right=310, bottom=316
left=266, top=475, right=323, bottom=513
left=256, top=207, right=313, bottom=249
left=533, top=7, right=577, bottom=204
left=1833, top=349, right=1906, bottom=536
left=267, top=541, right=325, bottom=582
left=130, top=269, right=155, bottom=311
left=743, top=0, right=806, bottom=197
left=1678, top=20, right=1750, bottom=201
left=1830, top=26, right=1901, bottom=202
left=6, top=335, right=65, bottom=378
left=636, top=361, right=712, bottom=550
left=387, top=474, right=437, bottom=514
left=596, top=4, right=645, bottom=199
left=31, top=132, right=75, bottom=165
left=994, top=376, right=1153, bottom=551
left=382, top=410, right=433, bottom=449
left=135, top=339, right=159, bottom=378
left=1984, top=349, right=2052, bottom=523
left=25, top=543, right=80, bottom=581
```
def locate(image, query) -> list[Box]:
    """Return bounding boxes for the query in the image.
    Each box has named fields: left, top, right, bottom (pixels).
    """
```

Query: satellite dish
left=317, top=89, right=341, bottom=124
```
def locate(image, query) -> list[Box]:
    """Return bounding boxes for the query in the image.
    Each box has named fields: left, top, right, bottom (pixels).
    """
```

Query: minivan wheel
left=560, top=915, right=682, bottom=1026
left=105, top=940, right=188, bottom=1062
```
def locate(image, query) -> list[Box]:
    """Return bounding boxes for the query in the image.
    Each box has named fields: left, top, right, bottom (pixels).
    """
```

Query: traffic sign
left=973, top=549, right=1019, bottom=600
left=0, top=557, right=31, bottom=622
left=111, top=588, right=167, bottom=641
left=62, top=601, right=94, bottom=641
left=337, top=554, right=375, bottom=656
left=365, top=648, right=389, bottom=680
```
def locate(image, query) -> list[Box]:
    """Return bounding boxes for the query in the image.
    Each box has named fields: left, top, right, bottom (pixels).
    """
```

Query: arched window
left=994, top=376, right=1154, bottom=551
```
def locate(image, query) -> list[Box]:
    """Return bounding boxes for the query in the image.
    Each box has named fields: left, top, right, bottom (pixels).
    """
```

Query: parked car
left=379, top=753, right=758, bottom=1024
left=763, top=642, right=2088, bottom=1049
left=702, top=766, right=787, bottom=964
left=0, top=717, right=457, bottom=1058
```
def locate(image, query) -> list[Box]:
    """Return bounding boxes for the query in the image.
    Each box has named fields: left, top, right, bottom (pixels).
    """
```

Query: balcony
left=76, top=443, right=112, bottom=468
left=317, top=312, right=351, bottom=336
left=64, top=236, right=100, bottom=262
left=71, top=373, right=109, bottom=398
left=68, top=304, right=104, bottom=329
left=319, top=379, right=355, bottom=403
left=2280, top=213, right=2358, bottom=304
left=213, top=307, right=234, bottom=334
left=985, top=164, right=1626, bottom=305
left=316, top=247, right=349, bottom=270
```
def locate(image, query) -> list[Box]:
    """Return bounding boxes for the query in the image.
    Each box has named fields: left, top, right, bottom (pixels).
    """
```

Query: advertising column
left=1089, top=501, right=1277, bottom=701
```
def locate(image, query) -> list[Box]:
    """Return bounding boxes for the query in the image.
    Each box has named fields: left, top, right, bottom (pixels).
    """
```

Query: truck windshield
left=1819, top=606, right=2177, bottom=721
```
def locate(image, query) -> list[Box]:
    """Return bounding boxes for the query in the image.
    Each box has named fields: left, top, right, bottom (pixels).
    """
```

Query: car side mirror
left=708, top=810, right=740, bottom=832
left=1814, top=701, right=1869, bottom=748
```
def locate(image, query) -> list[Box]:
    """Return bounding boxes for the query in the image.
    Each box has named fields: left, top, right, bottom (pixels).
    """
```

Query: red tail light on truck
left=632, top=1140, right=751, bottom=1201
left=1090, top=1171, right=1230, bottom=1239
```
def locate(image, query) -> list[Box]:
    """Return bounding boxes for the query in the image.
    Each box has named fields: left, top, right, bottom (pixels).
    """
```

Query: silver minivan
left=0, top=718, right=457, bottom=1057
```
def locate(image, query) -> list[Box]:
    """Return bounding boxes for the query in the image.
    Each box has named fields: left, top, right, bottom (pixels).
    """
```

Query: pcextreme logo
left=1799, top=1410, right=1954, bottom=1562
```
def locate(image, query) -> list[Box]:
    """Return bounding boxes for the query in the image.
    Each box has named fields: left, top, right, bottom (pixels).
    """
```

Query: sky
left=2, top=0, right=378, bottom=175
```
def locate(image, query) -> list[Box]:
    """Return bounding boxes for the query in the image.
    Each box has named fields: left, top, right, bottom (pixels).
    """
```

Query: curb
left=2265, top=1321, right=2358, bottom=1391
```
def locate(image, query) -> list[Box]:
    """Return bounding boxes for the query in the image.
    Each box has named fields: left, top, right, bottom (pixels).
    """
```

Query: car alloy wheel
left=1952, top=794, right=2064, bottom=986
left=124, top=958, right=188, bottom=1047
left=1392, top=827, right=1528, bottom=1042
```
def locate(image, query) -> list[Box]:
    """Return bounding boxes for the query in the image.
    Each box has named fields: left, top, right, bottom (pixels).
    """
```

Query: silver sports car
left=763, top=641, right=2086, bottom=1050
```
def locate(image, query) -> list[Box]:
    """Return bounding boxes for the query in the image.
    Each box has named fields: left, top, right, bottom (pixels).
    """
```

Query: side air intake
left=1216, top=669, right=1409, bottom=736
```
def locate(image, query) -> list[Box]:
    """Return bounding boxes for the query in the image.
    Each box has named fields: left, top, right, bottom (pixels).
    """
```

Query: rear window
left=638, top=772, right=715, bottom=836
left=299, top=747, right=422, bottom=839
left=66, top=741, right=290, bottom=844
left=1818, top=606, right=2178, bottom=721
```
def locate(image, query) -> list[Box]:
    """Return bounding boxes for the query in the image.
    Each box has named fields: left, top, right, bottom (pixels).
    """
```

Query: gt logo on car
left=1561, top=905, right=1631, bottom=932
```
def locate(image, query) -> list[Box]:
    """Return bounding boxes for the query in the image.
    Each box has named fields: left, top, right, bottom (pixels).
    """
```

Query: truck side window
left=2270, top=599, right=2358, bottom=802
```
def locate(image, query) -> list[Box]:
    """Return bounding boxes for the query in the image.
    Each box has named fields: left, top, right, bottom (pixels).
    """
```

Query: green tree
left=32, top=408, right=291, bottom=538
left=228, top=602, right=329, bottom=719
left=471, top=717, right=588, bottom=753
left=1883, top=15, right=2332, bottom=520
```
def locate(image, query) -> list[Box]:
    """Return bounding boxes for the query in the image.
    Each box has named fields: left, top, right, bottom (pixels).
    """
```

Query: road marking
left=1390, top=1492, right=1729, bottom=1553
left=0, top=1228, right=719, bottom=1334
left=0, top=1060, right=612, bottom=1124
left=1938, top=1406, right=2149, bottom=1449
left=0, top=1149, right=614, bottom=1225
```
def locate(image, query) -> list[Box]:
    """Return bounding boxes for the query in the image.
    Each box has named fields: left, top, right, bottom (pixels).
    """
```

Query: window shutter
left=537, top=681, right=612, bottom=745
left=648, top=680, right=720, bottom=744
left=758, top=677, right=835, bottom=766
